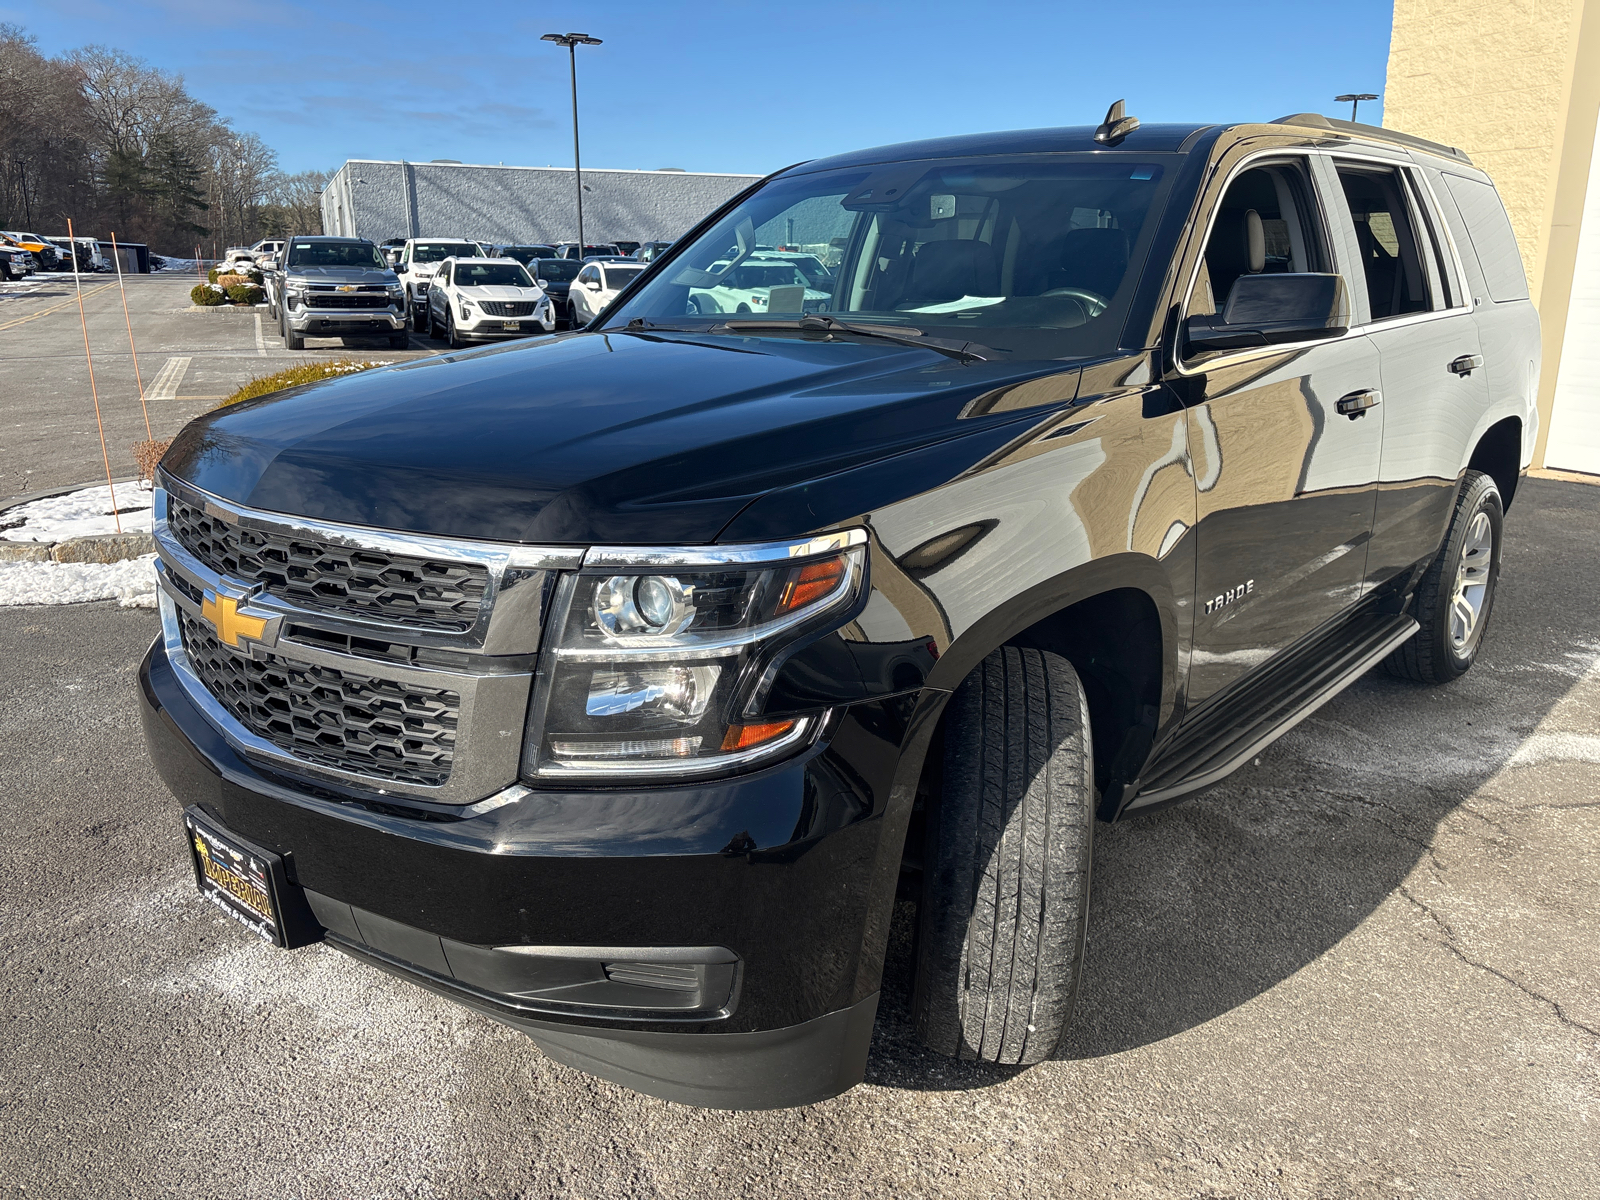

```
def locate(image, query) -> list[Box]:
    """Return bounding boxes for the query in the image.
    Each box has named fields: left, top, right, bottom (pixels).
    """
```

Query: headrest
left=1244, top=209, right=1265, bottom=274
left=909, top=239, right=999, bottom=301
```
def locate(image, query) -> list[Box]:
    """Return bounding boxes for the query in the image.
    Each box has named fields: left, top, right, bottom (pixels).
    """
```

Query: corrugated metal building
left=319, top=160, right=762, bottom=247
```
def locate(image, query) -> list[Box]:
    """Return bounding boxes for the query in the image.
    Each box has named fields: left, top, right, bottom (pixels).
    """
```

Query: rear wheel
left=913, top=645, right=1095, bottom=1065
left=1385, top=469, right=1503, bottom=685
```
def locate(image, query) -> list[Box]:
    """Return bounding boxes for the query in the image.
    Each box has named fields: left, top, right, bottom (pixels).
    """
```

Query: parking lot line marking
left=254, top=314, right=266, bottom=356
left=148, top=357, right=192, bottom=402
left=0, top=281, right=119, bottom=332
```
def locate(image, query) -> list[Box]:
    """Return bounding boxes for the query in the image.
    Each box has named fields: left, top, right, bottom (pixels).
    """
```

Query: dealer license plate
left=502, top=321, right=520, bottom=331
left=184, top=809, right=289, bottom=946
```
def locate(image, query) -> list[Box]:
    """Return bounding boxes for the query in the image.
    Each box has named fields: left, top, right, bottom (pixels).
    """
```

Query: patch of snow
left=1506, top=731, right=1600, bottom=767
left=0, top=553, right=157, bottom=607
left=2, top=480, right=153, bottom=542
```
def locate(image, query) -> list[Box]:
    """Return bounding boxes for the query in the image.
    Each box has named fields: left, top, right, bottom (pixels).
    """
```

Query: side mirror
left=585, top=279, right=601, bottom=290
left=1185, top=273, right=1349, bottom=354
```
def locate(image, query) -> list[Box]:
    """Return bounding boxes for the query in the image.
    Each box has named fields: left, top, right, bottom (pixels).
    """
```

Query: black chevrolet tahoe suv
left=140, top=110, right=1539, bottom=1109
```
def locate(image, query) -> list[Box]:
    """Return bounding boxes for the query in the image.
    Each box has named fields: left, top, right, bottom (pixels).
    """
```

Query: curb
left=186, top=304, right=269, bottom=315
left=0, top=477, right=157, bottom=565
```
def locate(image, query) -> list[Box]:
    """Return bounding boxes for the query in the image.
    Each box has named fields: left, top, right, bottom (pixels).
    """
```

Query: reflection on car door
left=1182, top=155, right=1385, bottom=707
left=1325, top=157, right=1491, bottom=587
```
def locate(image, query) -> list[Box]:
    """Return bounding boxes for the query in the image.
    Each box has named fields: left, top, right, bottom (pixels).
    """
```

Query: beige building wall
left=1384, top=0, right=1600, bottom=467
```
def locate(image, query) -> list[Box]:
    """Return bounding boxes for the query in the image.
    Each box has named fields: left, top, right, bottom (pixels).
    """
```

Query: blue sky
left=5, top=0, right=1394, bottom=176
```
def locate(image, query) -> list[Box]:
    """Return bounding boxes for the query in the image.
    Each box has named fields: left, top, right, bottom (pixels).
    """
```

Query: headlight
left=459, top=295, right=475, bottom=315
left=522, top=531, right=867, bottom=780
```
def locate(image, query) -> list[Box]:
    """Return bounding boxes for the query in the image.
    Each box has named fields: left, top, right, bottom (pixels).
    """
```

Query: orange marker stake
left=110, top=232, right=152, bottom=441
left=67, top=218, right=121, bottom=535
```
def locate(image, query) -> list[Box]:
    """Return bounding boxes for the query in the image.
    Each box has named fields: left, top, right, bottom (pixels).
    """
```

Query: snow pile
left=1, top=480, right=153, bottom=542
left=0, top=553, right=157, bottom=607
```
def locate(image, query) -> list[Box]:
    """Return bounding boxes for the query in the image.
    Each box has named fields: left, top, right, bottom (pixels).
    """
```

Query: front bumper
left=454, top=311, right=556, bottom=340
left=285, top=303, right=405, bottom=335
left=138, top=632, right=905, bottom=1107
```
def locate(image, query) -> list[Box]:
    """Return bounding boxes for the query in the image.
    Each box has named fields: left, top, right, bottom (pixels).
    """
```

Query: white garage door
left=1547, top=114, right=1600, bottom=474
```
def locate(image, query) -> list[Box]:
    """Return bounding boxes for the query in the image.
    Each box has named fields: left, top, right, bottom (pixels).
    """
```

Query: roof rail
left=1270, top=113, right=1472, bottom=165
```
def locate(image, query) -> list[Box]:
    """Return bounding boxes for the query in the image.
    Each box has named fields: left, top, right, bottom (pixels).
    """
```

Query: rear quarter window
left=1443, top=175, right=1529, bottom=302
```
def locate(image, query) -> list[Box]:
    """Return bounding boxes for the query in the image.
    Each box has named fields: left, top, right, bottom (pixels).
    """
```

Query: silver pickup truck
left=267, top=235, right=409, bottom=350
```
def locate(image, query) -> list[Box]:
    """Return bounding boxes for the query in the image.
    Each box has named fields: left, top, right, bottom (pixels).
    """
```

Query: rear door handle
left=1449, top=354, right=1484, bottom=376
left=1336, top=389, right=1381, bottom=419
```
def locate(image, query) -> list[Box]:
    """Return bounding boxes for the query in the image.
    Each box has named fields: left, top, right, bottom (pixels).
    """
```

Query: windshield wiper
left=716, top=314, right=990, bottom=362
left=623, top=318, right=704, bottom=332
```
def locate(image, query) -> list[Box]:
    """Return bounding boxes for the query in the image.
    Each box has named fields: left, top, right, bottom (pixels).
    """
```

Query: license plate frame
left=502, top=321, right=520, bottom=331
left=184, top=807, right=296, bottom=947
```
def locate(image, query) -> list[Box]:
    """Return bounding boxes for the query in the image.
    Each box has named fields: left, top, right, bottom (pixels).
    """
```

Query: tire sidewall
left=1432, top=475, right=1504, bottom=677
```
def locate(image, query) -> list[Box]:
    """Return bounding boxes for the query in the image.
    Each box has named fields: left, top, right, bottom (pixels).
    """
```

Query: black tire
left=913, top=645, right=1095, bottom=1065
left=389, top=333, right=408, bottom=350
left=283, top=318, right=303, bottom=351
left=1385, top=469, right=1503, bottom=685
left=447, top=309, right=463, bottom=349
left=411, top=299, right=428, bottom=332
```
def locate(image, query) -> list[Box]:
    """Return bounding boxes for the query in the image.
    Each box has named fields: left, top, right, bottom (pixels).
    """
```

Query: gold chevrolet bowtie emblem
left=202, top=592, right=267, bottom=648
left=337, top=284, right=356, bottom=292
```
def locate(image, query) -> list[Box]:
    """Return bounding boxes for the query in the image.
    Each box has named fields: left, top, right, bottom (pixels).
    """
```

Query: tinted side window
left=1186, top=159, right=1326, bottom=321
left=1335, top=165, right=1431, bottom=321
left=1443, top=175, right=1529, bottom=302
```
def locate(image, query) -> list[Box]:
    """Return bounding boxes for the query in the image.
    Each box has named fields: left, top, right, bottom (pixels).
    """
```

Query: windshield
left=412, top=241, right=483, bottom=263
left=534, top=259, right=580, bottom=282
left=602, top=265, right=644, bottom=289
left=455, top=262, right=535, bottom=288
left=286, top=241, right=386, bottom=269
left=605, top=156, right=1174, bottom=359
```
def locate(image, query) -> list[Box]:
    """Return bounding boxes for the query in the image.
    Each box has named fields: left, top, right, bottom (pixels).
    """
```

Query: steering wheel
left=1042, top=287, right=1109, bottom=318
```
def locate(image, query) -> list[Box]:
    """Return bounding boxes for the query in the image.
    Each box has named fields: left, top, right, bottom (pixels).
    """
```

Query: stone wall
left=1384, top=0, right=1586, bottom=298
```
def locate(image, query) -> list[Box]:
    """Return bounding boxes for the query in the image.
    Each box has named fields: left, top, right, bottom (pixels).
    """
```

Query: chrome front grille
left=479, top=301, right=537, bottom=317
left=167, top=496, right=489, bottom=632
left=177, top=609, right=459, bottom=786
left=153, top=473, right=583, bottom=803
left=304, top=294, right=396, bottom=309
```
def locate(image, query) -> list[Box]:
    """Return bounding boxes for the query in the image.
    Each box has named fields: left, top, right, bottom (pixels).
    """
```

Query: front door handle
left=1336, top=389, right=1381, bottom=419
left=1449, top=353, right=1484, bottom=376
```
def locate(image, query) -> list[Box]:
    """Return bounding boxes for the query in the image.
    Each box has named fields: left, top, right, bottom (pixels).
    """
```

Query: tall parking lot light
left=542, top=32, right=603, bottom=250
left=1334, top=93, right=1379, bottom=122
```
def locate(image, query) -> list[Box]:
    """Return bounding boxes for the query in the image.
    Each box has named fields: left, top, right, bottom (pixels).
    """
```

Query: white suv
left=396, top=238, right=486, bottom=331
left=425, top=257, right=555, bottom=346
left=567, top=260, right=647, bottom=325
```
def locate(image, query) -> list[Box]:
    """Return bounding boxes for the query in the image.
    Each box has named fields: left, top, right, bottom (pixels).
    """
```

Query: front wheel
left=913, top=645, right=1095, bottom=1065
left=411, top=300, right=428, bottom=332
left=1386, top=469, right=1503, bottom=685
left=446, top=309, right=464, bottom=349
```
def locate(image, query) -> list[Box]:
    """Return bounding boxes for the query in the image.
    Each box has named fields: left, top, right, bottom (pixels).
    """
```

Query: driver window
left=1187, top=161, right=1325, bottom=319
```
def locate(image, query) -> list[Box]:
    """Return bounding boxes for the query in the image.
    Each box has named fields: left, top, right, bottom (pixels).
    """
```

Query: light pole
left=542, top=32, right=602, bottom=250
left=1334, top=93, right=1380, bottom=123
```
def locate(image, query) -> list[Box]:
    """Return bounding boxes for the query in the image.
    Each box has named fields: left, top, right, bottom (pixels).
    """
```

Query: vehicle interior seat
left=1205, top=207, right=1266, bottom=310
left=902, top=239, right=1000, bottom=305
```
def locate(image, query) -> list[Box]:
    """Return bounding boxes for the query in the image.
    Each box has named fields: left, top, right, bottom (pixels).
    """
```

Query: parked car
left=632, top=240, right=674, bottom=262
left=527, top=256, right=581, bottom=327
left=249, top=239, right=286, bottom=269
left=141, top=111, right=1538, bottom=1111
left=685, top=257, right=831, bottom=316
left=494, top=244, right=560, bottom=266
left=565, top=258, right=646, bottom=325
left=611, top=240, right=641, bottom=256
left=0, top=235, right=35, bottom=274
left=224, top=246, right=257, bottom=266
left=2, top=231, right=59, bottom=270
left=556, top=241, right=622, bottom=260
left=0, top=246, right=26, bottom=280
left=273, top=235, right=407, bottom=350
left=395, top=238, right=486, bottom=331
left=424, top=256, right=556, bottom=346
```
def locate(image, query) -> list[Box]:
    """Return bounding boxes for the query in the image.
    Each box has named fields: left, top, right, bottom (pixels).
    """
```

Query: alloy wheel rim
left=1449, top=510, right=1494, bottom=652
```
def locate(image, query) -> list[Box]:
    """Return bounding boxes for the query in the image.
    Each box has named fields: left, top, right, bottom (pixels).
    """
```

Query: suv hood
left=286, top=266, right=397, bottom=286
left=163, top=330, right=1081, bottom=545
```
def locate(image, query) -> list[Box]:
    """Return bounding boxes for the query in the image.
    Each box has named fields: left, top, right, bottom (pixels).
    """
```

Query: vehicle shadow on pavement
left=865, top=477, right=1600, bottom=1093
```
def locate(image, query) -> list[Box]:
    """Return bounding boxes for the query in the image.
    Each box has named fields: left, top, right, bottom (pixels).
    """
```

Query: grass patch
left=217, top=359, right=387, bottom=408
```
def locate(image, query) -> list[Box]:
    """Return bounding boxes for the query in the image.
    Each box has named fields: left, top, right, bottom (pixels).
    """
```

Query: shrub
left=131, top=439, right=171, bottom=481
left=226, top=283, right=265, bottom=305
left=207, top=266, right=220, bottom=284
left=216, top=273, right=249, bottom=289
left=218, top=359, right=386, bottom=408
left=245, top=268, right=264, bottom=285
left=191, top=283, right=225, bottom=306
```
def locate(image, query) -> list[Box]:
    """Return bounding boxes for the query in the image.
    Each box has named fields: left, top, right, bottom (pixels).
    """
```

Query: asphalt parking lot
left=2, top=278, right=1598, bottom=1198
left=0, top=272, right=456, bottom=503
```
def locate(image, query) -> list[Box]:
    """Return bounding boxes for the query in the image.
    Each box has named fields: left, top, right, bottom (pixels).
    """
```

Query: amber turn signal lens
left=720, top=719, right=797, bottom=752
left=776, top=555, right=845, bottom=615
